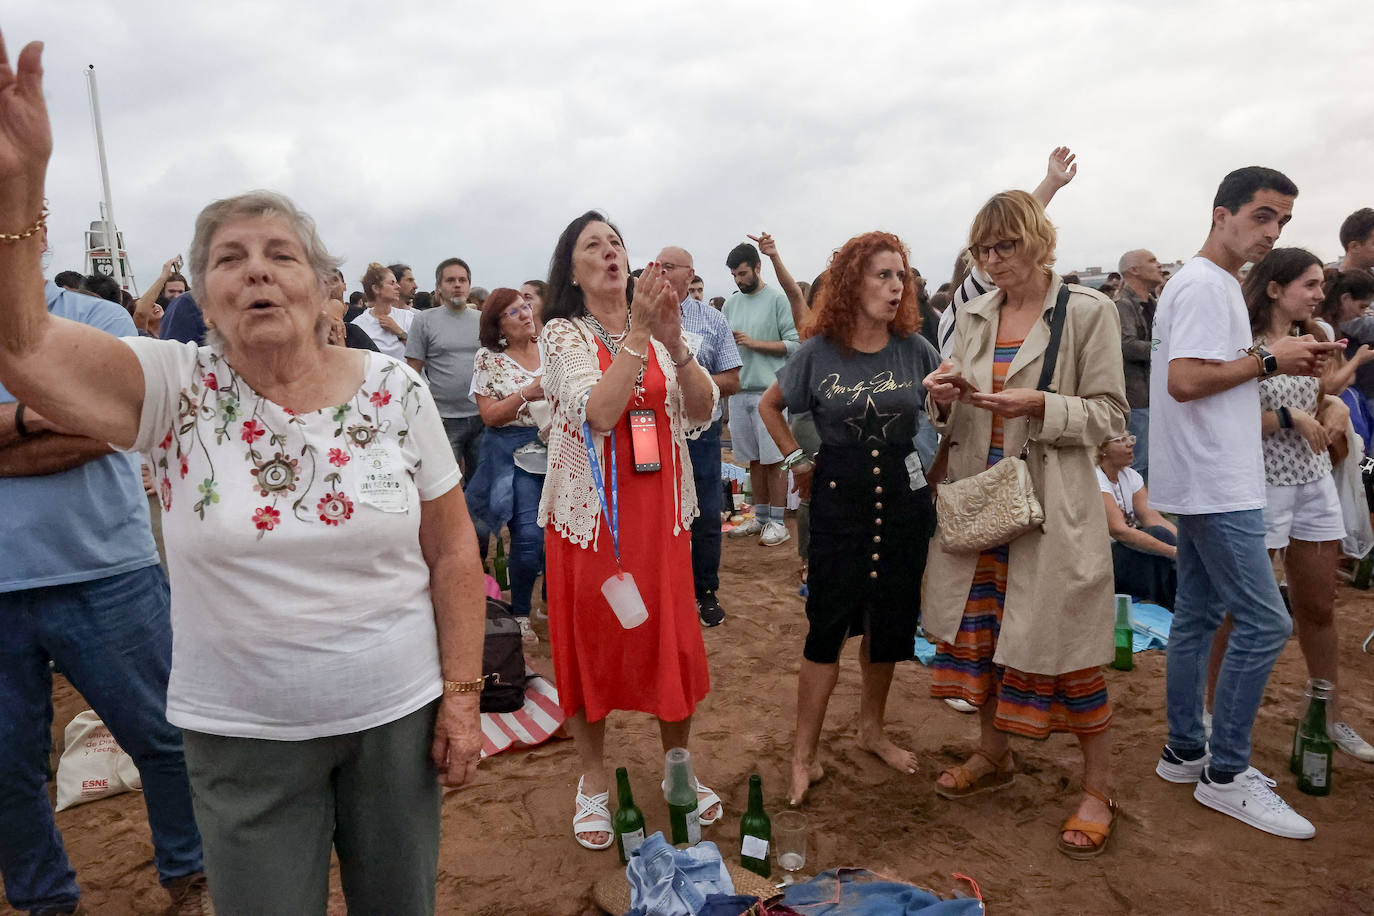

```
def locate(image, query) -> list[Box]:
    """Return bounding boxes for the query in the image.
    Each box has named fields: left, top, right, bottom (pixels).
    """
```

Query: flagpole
left=85, top=64, right=130, bottom=291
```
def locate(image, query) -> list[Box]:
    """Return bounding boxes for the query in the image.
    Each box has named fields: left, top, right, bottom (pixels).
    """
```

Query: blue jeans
left=0, top=565, right=203, bottom=912
left=1129, top=408, right=1149, bottom=482
left=1166, top=511, right=1292, bottom=775
left=686, top=421, right=723, bottom=597
left=508, top=468, right=546, bottom=616
left=444, top=415, right=490, bottom=554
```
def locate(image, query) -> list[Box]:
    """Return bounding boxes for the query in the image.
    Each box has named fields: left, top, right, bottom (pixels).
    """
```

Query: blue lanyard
left=582, top=423, right=622, bottom=568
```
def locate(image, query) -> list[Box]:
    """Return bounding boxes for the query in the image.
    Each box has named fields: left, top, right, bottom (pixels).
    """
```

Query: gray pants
left=183, top=701, right=441, bottom=915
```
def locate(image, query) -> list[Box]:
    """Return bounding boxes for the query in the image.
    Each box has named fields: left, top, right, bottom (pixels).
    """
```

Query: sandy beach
left=7, top=514, right=1374, bottom=915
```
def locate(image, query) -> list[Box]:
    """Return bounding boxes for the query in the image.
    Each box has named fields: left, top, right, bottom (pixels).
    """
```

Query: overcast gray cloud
left=17, top=0, right=1374, bottom=300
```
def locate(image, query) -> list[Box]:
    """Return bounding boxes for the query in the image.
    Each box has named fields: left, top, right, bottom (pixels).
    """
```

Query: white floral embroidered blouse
left=121, top=337, right=461, bottom=740
left=537, top=317, right=718, bottom=549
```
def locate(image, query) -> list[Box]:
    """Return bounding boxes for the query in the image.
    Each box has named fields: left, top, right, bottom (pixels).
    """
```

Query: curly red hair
left=802, top=232, right=920, bottom=354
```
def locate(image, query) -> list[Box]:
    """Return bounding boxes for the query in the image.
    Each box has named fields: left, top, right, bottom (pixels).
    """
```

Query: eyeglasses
left=659, top=262, right=693, bottom=273
left=503, top=302, right=533, bottom=321
left=968, top=239, right=1019, bottom=261
left=1107, top=434, right=1137, bottom=446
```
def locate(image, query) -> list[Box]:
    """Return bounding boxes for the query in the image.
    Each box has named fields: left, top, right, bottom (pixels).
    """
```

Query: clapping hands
left=0, top=29, right=51, bottom=220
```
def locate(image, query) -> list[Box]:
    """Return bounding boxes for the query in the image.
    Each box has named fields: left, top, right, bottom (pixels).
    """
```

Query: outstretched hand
left=1046, top=146, right=1077, bottom=188
left=0, top=29, right=51, bottom=215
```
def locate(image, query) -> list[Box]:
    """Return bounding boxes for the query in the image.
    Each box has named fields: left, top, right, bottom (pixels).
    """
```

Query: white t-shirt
left=351, top=307, right=416, bottom=361
left=1096, top=465, right=1144, bottom=526
left=121, top=338, right=461, bottom=740
left=1147, top=257, right=1265, bottom=514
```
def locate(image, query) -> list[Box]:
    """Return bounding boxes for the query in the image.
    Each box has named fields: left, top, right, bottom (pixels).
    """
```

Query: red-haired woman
left=759, top=231, right=940, bottom=805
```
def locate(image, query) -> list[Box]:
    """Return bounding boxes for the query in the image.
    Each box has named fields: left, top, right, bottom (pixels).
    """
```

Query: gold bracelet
left=0, top=206, right=48, bottom=242
left=620, top=343, right=648, bottom=362
left=443, top=676, right=486, bottom=694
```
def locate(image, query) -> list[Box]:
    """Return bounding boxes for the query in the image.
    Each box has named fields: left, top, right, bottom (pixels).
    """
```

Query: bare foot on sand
left=856, top=731, right=917, bottom=775
left=789, top=760, right=825, bottom=806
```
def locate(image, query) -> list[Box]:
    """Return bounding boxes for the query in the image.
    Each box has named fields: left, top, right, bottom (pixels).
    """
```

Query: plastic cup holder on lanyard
left=584, top=423, right=649, bottom=629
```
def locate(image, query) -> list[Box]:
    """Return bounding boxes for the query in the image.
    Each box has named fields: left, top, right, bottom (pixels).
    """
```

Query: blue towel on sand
left=913, top=601, right=1172, bottom=664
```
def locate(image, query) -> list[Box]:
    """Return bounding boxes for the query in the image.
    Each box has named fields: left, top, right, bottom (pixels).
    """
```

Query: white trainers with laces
left=1332, top=721, right=1374, bottom=762
left=729, top=517, right=764, bottom=538
left=760, top=520, right=791, bottom=547
left=1193, top=766, right=1315, bottom=839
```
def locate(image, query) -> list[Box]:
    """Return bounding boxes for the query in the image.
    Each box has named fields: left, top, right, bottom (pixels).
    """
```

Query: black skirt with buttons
left=803, top=442, right=936, bottom=664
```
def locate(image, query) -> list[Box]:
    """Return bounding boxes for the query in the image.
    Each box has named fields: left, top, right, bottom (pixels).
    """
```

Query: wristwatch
left=1249, top=345, right=1279, bottom=379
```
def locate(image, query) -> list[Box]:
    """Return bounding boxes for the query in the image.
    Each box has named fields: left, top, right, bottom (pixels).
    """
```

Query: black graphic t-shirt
left=776, top=333, right=940, bottom=449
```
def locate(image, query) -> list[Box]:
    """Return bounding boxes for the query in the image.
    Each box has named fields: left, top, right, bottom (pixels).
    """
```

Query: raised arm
left=0, top=33, right=144, bottom=449
left=750, top=232, right=808, bottom=330
left=132, top=256, right=179, bottom=333
left=1030, top=146, right=1077, bottom=209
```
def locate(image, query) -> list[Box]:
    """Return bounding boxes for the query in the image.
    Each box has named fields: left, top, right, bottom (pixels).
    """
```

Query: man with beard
left=722, top=241, right=799, bottom=547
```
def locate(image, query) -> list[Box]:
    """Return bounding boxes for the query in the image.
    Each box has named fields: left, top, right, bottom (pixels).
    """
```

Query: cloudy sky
left=18, top=1, right=1373, bottom=300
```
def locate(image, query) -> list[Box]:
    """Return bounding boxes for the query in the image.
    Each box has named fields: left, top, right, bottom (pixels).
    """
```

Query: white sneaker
left=1156, top=745, right=1210, bottom=784
left=760, top=521, right=791, bottom=547
left=729, top=517, right=764, bottom=538
left=1332, top=722, right=1374, bottom=762
left=1193, top=767, right=1315, bottom=839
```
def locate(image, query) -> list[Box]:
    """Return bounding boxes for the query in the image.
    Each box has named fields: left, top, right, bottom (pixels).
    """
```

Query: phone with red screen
left=629, top=410, right=661, bottom=472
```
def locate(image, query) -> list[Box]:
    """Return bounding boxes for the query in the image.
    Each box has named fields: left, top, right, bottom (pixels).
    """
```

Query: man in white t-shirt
left=1149, top=166, right=1341, bottom=840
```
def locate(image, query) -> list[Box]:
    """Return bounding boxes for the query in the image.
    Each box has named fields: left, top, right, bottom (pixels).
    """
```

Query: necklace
left=583, top=310, right=631, bottom=352
left=582, top=309, right=646, bottom=404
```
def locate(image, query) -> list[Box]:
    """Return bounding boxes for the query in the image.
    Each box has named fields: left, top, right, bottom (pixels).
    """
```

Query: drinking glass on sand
left=773, top=811, right=807, bottom=885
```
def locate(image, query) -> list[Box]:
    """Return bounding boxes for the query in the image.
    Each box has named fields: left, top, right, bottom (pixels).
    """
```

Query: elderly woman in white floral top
left=0, top=65, right=486, bottom=913
left=465, top=287, right=551, bottom=641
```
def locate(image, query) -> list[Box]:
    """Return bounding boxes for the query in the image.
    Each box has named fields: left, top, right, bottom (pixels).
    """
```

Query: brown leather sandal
left=1057, top=785, right=1119, bottom=860
left=934, top=748, right=1016, bottom=799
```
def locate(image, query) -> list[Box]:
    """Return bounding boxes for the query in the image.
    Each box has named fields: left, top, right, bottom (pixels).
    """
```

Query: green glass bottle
left=612, top=767, right=647, bottom=865
left=662, top=748, right=701, bottom=846
left=1293, top=678, right=1334, bottom=796
left=1110, top=594, right=1134, bottom=671
left=739, top=773, right=772, bottom=878
left=493, top=537, right=509, bottom=590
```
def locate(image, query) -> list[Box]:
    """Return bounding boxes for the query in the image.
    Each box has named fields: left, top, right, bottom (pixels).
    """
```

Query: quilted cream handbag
left=936, top=446, right=1044, bottom=553
left=934, top=284, right=1069, bottom=554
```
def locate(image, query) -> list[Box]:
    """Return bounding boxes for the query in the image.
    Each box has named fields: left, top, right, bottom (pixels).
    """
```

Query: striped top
left=987, top=338, right=1023, bottom=465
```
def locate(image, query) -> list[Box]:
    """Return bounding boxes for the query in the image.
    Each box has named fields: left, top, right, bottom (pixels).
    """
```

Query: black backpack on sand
left=481, top=597, right=528, bottom=713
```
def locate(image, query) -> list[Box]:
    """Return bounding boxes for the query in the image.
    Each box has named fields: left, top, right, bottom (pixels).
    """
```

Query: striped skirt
left=930, top=544, right=1111, bottom=739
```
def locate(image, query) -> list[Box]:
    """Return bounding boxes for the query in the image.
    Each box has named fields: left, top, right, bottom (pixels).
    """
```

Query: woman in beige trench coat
left=922, top=190, right=1128, bottom=858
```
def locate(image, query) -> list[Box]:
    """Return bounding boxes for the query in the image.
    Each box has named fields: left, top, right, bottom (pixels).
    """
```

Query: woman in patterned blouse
left=1240, top=248, right=1374, bottom=763
left=0, top=138, right=486, bottom=916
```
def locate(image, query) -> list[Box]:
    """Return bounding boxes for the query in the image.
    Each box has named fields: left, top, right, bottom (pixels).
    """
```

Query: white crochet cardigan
left=537, top=317, right=718, bottom=549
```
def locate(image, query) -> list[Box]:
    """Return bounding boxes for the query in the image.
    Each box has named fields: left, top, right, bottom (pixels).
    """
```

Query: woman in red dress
left=538, top=211, right=720, bottom=850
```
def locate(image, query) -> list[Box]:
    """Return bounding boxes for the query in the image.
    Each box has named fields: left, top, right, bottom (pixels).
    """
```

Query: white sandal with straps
left=696, top=782, right=724, bottom=825
left=573, top=775, right=614, bottom=850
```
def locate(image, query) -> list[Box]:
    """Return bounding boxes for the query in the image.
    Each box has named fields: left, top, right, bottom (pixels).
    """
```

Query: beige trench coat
left=924, top=279, right=1129, bottom=676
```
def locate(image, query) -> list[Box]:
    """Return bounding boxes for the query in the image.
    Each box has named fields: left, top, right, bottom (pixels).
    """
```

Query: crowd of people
left=2, top=26, right=1372, bottom=916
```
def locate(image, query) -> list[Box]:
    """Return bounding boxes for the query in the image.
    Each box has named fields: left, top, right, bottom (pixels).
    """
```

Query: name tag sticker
left=682, top=330, right=705, bottom=357
left=357, top=444, right=409, bottom=513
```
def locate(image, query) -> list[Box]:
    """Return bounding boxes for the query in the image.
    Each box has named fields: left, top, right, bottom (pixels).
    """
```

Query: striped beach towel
left=479, top=670, right=567, bottom=758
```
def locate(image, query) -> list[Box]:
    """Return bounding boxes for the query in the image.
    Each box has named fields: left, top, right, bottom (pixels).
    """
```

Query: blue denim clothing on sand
left=1166, top=510, right=1292, bottom=775
left=465, top=425, right=546, bottom=615
left=625, top=833, right=733, bottom=916
left=0, top=565, right=203, bottom=912
left=780, top=868, right=984, bottom=915
left=687, top=421, right=724, bottom=596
